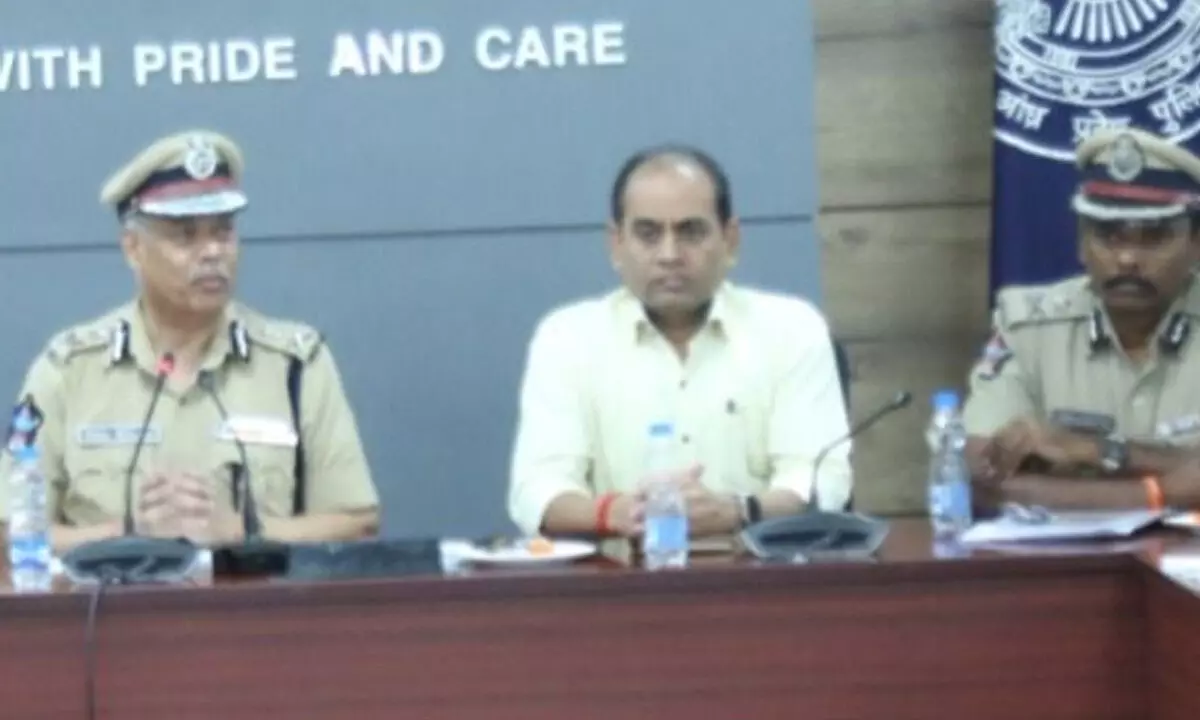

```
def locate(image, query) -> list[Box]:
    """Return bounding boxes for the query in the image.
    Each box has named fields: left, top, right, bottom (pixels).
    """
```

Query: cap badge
left=183, top=136, right=219, bottom=181
left=1106, top=134, right=1145, bottom=183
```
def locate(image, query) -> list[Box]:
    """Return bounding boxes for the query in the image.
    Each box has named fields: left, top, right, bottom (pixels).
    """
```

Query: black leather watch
left=738, top=494, right=763, bottom=527
left=1099, top=435, right=1129, bottom=473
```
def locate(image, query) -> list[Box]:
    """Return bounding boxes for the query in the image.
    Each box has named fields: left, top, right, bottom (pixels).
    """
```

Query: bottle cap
left=931, top=389, right=960, bottom=410
left=16, top=445, right=39, bottom=463
left=11, top=408, right=34, bottom=433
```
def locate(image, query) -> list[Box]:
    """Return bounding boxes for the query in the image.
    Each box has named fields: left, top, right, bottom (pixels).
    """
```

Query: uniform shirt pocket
left=63, top=442, right=138, bottom=520
left=241, top=444, right=298, bottom=517
left=722, top=395, right=772, bottom=486
left=217, top=412, right=300, bottom=517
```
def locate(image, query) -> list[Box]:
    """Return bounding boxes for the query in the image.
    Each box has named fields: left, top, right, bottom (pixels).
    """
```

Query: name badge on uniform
left=76, top=424, right=163, bottom=447
left=215, top=416, right=298, bottom=447
left=1156, top=414, right=1200, bottom=441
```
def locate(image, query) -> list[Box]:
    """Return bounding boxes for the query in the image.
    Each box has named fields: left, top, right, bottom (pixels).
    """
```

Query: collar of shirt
left=613, top=282, right=737, bottom=344
left=1085, top=273, right=1200, bottom=357
left=121, top=299, right=243, bottom=376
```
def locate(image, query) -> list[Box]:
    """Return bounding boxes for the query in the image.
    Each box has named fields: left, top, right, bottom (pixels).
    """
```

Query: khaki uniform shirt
left=507, top=282, right=852, bottom=536
left=0, top=300, right=379, bottom=525
left=963, top=274, right=1200, bottom=445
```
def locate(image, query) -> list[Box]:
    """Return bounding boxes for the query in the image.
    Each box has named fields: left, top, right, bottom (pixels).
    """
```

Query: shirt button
left=681, top=434, right=691, bottom=444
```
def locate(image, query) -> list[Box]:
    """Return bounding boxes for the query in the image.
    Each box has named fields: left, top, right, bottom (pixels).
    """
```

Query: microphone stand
left=197, top=371, right=290, bottom=576
left=61, top=354, right=200, bottom=585
left=810, top=391, right=914, bottom=512
left=738, top=391, right=914, bottom=563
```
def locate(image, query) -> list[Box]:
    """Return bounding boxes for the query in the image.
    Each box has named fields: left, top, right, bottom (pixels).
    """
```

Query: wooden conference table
left=0, top=519, right=1197, bottom=720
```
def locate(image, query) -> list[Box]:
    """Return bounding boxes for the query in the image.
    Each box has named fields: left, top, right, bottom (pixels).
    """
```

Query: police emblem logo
left=995, top=0, right=1200, bottom=163
left=182, top=135, right=219, bottom=180
left=1106, top=133, right=1145, bottom=182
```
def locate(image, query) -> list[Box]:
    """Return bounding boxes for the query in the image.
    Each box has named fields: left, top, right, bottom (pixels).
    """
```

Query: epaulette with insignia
left=994, top=275, right=1092, bottom=332
left=43, top=317, right=130, bottom=366
left=240, top=313, right=324, bottom=363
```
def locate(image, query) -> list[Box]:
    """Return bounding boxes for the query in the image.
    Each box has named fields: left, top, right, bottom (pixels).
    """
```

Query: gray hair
left=121, top=211, right=145, bottom=234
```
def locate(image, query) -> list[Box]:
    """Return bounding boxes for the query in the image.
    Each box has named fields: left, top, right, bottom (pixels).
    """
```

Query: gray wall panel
left=0, top=0, right=816, bottom=248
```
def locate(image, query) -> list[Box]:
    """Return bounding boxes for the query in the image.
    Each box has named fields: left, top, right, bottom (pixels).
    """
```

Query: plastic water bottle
left=926, top=389, right=973, bottom=544
left=8, top=444, right=52, bottom=591
left=641, top=421, right=689, bottom=570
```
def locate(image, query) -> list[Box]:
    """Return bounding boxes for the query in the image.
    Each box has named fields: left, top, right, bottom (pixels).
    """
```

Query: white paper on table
left=1160, top=552, right=1200, bottom=590
left=1163, top=512, right=1200, bottom=531
left=960, top=509, right=1167, bottom=545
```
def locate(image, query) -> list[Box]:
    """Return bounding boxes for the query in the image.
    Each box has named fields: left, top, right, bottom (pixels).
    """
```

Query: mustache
left=189, top=267, right=230, bottom=283
left=1103, top=276, right=1156, bottom=294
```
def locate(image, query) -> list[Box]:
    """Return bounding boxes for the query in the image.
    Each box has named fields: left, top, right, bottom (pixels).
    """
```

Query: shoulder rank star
left=976, top=332, right=1013, bottom=381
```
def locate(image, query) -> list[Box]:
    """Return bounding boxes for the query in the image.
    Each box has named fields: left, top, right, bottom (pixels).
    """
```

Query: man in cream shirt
left=507, top=145, right=852, bottom=545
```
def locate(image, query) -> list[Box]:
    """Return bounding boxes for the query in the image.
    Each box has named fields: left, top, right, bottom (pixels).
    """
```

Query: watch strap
left=739, top=494, right=763, bottom=527
left=1100, top=435, right=1129, bottom=473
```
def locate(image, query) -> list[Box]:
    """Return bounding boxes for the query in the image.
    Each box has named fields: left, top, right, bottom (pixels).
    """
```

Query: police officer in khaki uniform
left=963, top=127, right=1200, bottom=512
left=0, top=129, right=380, bottom=553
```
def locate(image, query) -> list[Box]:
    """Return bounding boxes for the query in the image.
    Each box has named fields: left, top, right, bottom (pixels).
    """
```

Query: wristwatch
left=738, top=494, right=763, bottom=528
left=1099, top=434, right=1129, bottom=473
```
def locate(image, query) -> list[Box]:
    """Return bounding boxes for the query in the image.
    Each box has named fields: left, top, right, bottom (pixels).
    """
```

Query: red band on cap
left=1082, top=180, right=1195, bottom=204
left=136, top=176, right=235, bottom=203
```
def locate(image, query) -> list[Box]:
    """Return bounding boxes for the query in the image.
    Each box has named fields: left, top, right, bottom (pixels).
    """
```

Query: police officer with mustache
left=0, top=130, right=380, bottom=555
left=963, top=127, right=1200, bottom=514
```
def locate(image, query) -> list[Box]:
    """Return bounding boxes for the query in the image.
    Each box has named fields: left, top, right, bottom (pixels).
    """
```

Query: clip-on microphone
left=60, top=354, right=200, bottom=585
left=196, top=371, right=290, bottom=576
left=739, top=391, right=913, bottom=563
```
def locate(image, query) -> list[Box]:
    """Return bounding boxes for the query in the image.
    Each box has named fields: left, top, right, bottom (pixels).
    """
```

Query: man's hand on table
left=673, top=468, right=742, bottom=537
left=621, top=463, right=739, bottom=538
left=137, top=471, right=245, bottom=546
left=987, top=418, right=1100, bottom=478
left=1161, top=459, right=1200, bottom=508
left=605, top=493, right=645, bottom=538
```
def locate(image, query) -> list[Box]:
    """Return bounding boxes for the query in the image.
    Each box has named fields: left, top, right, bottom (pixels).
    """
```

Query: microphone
left=61, top=352, right=200, bottom=585
left=738, top=391, right=913, bottom=563
left=121, top=353, right=174, bottom=534
left=195, top=371, right=263, bottom=539
left=811, top=391, right=913, bottom=512
left=196, top=371, right=289, bottom=576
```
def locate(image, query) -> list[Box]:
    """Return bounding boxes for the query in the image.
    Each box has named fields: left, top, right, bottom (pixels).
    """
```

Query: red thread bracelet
left=595, top=492, right=618, bottom=535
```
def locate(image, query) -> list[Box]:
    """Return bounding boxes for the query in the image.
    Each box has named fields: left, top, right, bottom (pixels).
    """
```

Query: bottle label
left=8, top=533, right=50, bottom=569
left=929, top=481, right=971, bottom=518
left=644, top=515, right=688, bottom=552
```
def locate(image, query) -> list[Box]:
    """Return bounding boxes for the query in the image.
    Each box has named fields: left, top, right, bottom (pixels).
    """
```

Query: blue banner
left=992, top=0, right=1200, bottom=295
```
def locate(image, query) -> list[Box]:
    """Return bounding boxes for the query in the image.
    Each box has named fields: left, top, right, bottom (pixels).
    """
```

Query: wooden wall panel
left=814, top=0, right=994, bottom=513
left=815, top=17, right=994, bottom=208
left=821, top=206, right=991, bottom=340
left=814, top=0, right=993, bottom=38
